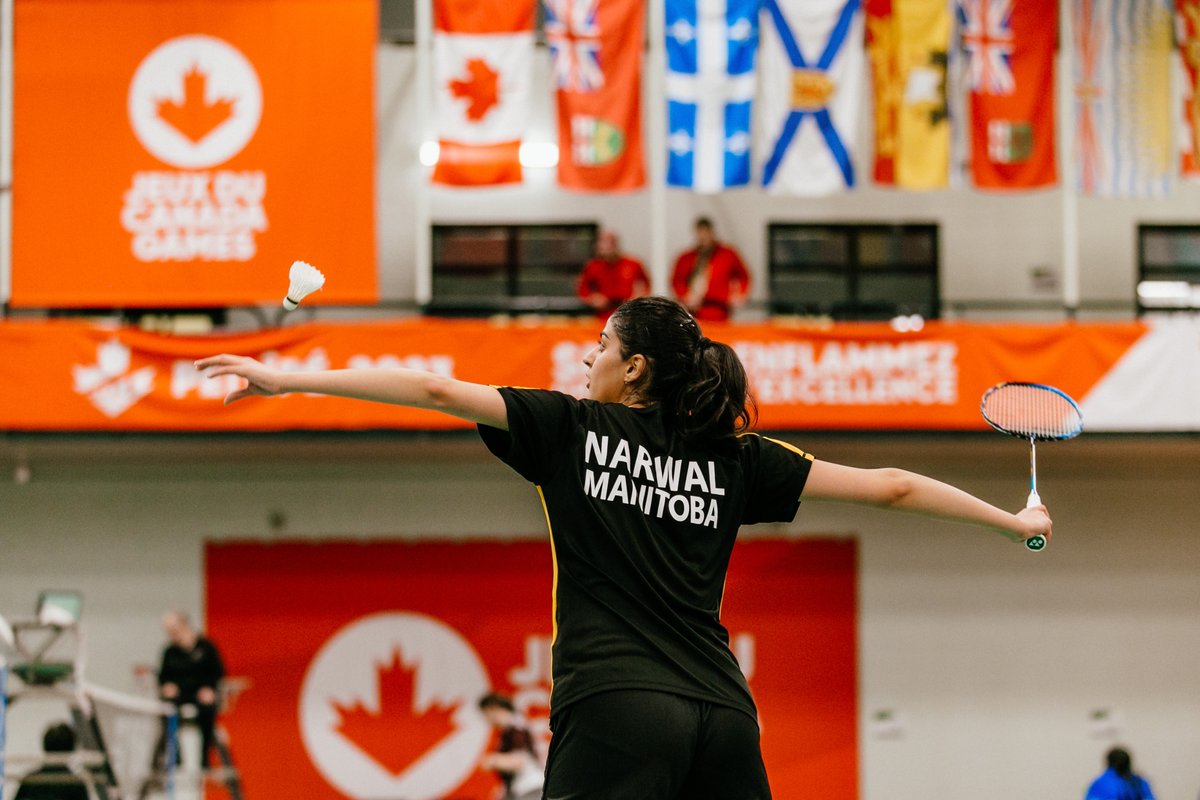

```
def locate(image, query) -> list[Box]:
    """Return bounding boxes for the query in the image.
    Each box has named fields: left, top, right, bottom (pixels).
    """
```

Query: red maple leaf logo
left=332, top=648, right=460, bottom=776
left=448, top=58, right=500, bottom=121
left=156, top=64, right=236, bottom=143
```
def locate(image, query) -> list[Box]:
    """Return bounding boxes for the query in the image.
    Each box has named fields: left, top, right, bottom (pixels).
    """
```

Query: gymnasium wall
left=1, top=433, right=1197, bottom=800
left=6, top=32, right=1200, bottom=800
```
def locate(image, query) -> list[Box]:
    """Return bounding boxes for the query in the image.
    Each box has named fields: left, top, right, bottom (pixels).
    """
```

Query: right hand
left=1011, top=504, right=1052, bottom=546
left=161, top=682, right=179, bottom=700
left=195, top=354, right=284, bottom=404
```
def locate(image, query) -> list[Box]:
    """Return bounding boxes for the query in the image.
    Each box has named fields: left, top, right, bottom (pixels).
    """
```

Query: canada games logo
left=122, top=35, right=268, bottom=262
left=298, top=612, right=493, bottom=800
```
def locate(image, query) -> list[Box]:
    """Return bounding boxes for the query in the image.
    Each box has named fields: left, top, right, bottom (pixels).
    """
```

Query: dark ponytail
left=610, top=297, right=756, bottom=450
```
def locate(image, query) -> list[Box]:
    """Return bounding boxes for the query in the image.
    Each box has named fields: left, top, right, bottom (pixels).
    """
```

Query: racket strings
left=982, top=384, right=1083, bottom=440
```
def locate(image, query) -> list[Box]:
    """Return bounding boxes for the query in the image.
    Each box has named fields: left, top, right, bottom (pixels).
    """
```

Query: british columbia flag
left=957, top=0, right=1014, bottom=96
left=545, top=0, right=606, bottom=92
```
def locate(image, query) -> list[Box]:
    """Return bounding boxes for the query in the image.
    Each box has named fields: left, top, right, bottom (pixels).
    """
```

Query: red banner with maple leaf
left=549, top=0, right=647, bottom=192
left=10, top=0, right=377, bottom=308
left=206, top=539, right=857, bottom=800
left=432, top=0, right=535, bottom=186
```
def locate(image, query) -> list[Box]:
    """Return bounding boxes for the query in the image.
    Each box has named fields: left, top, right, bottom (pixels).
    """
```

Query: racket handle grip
left=1024, top=490, right=1046, bottom=552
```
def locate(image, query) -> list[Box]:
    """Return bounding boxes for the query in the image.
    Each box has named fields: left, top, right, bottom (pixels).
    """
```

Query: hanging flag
left=1178, top=0, right=1200, bottom=179
left=866, top=0, right=951, bottom=188
left=759, top=0, right=865, bottom=196
left=945, top=1, right=973, bottom=187
left=957, top=0, right=1057, bottom=189
left=1075, top=0, right=1173, bottom=197
left=551, top=0, right=646, bottom=192
left=433, top=0, right=534, bottom=186
left=665, top=0, right=760, bottom=193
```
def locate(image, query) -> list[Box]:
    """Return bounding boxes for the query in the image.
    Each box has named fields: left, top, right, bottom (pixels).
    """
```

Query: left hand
left=197, top=687, right=218, bottom=705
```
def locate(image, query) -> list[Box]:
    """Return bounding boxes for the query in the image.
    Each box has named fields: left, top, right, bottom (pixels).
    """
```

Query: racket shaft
left=1028, top=437, right=1038, bottom=498
left=1025, top=438, right=1046, bottom=550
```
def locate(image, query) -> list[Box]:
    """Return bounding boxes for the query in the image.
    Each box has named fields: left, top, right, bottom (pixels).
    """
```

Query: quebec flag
left=665, top=0, right=760, bottom=192
left=759, top=0, right=864, bottom=195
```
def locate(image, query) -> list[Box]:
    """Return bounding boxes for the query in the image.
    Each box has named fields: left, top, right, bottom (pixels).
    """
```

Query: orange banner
left=207, top=539, right=857, bottom=800
left=11, top=0, right=377, bottom=308
left=0, top=317, right=1155, bottom=432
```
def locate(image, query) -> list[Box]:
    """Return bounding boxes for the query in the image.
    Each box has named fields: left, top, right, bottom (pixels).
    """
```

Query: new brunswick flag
left=957, top=0, right=1057, bottom=189
left=549, top=0, right=646, bottom=192
left=867, top=0, right=952, bottom=188
left=432, top=0, right=534, bottom=186
left=1178, top=0, right=1200, bottom=179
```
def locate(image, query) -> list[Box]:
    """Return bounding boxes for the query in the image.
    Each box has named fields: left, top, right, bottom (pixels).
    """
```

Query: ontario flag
left=866, top=0, right=952, bottom=188
left=1075, top=0, right=1173, bottom=197
left=432, top=0, right=534, bottom=186
left=957, top=0, right=1057, bottom=189
left=1178, top=0, right=1200, bottom=179
left=759, top=0, right=866, bottom=196
left=549, top=0, right=646, bottom=192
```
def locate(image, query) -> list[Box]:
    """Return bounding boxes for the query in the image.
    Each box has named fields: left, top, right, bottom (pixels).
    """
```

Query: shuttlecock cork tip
left=283, top=260, right=326, bottom=310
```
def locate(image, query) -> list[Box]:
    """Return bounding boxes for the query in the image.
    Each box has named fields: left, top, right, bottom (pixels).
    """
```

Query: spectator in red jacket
left=670, top=217, right=749, bottom=321
left=577, top=229, right=650, bottom=321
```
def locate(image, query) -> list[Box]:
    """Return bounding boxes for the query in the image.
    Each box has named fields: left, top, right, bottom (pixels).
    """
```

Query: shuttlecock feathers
left=283, top=260, right=325, bottom=310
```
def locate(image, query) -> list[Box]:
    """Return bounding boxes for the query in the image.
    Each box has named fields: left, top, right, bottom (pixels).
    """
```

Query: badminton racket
left=980, top=382, right=1083, bottom=552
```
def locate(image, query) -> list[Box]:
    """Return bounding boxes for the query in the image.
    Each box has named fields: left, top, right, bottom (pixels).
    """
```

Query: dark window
left=1137, top=225, right=1200, bottom=311
left=767, top=223, right=940, bottom=320
left=429, top=223, right=596, bottom=316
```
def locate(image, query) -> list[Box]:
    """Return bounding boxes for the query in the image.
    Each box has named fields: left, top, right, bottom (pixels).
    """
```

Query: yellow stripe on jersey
left=762, top=436, right=814, bottom=461
left=739, top=432, right=815, bottom=461
left=536, top=485, right=560, bottom=646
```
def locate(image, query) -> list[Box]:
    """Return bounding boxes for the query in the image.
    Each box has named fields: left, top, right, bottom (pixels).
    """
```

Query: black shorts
left=542, top=689, right=771, bottom=800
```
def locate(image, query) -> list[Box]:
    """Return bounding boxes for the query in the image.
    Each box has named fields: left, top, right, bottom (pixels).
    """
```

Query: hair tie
left=697, top=336, right=712, bottom=350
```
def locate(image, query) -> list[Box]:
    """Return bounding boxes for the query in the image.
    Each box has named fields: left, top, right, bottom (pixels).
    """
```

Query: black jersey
left=478, top=387, right=813, bottom=721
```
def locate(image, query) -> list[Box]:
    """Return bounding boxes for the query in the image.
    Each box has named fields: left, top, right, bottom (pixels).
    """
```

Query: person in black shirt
left=478, top=692, right=544, bottom=800
left=14, top=723, right=89, bottom=800
left=157, top=610, right=224, bottom=767
left=197, top=296, right=1052, bottom=800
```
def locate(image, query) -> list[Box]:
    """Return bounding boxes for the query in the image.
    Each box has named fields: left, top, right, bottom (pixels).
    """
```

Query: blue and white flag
left=665, top=0, right=760, bottom=192
left=758, top=0, right=864, bottom=195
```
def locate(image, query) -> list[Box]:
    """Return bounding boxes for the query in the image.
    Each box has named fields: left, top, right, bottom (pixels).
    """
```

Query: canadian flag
left=433, top=0, right=534, bottom=185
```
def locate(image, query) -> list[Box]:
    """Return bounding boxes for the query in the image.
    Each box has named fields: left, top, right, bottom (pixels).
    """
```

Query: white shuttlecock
left=283, top=260, right=326, bottom=310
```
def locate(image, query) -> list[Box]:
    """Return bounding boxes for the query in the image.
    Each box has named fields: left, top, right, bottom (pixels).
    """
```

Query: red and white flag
left=549, top=0, right=646, bottom=192
left=958, top=0, right=1057, bottom=189
left=432, top=0, right=534, bottom=186
left=1178, top=0, right=1200, bottom=179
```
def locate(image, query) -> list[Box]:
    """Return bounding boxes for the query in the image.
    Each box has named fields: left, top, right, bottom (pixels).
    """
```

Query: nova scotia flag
left=665, top=0, right=760, bottom=192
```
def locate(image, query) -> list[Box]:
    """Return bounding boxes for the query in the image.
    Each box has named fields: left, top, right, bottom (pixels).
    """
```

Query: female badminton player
left=196, top=296, right=1051, bottom=800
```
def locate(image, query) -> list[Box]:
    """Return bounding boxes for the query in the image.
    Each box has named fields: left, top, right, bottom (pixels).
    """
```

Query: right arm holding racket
left=193, top=354, right=509, bottom=430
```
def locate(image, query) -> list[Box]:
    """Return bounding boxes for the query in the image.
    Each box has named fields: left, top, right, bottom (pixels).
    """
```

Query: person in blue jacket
left=1086, top=747, right=1156, bottom=800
